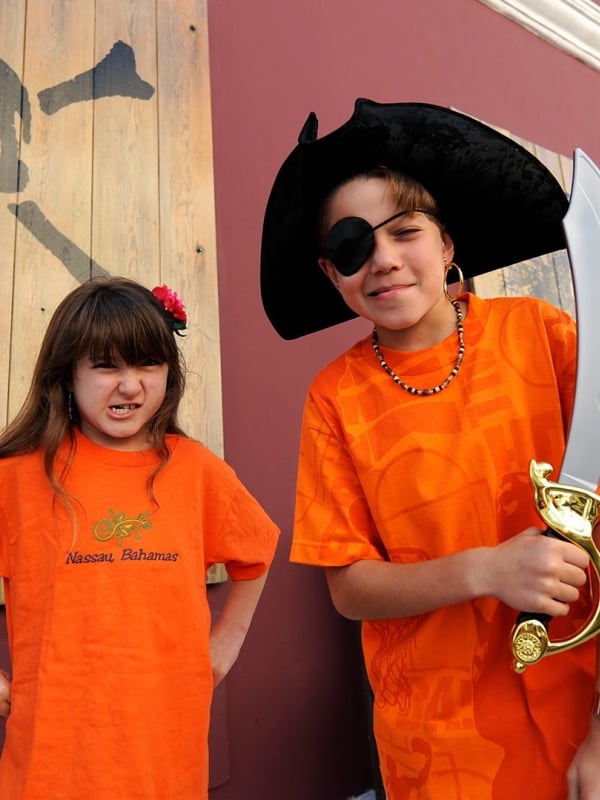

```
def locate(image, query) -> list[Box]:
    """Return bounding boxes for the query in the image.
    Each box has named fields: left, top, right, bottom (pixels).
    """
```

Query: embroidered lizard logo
left=93, top=508, right=152, bottom=546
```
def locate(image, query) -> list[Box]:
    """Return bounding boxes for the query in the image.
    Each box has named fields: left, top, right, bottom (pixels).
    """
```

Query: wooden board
left=0, top=0, right=222, bottom=449
left=157, top=0, right=223, bottom=455
left=8, top=0, right=96, bottom=418
left=0, top=1, right=26, bottom=427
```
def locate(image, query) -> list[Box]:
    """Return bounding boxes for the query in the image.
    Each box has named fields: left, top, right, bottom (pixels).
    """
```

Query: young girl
left=0, top=277, right=279, bottom=799
left=261, top=100, right=599, bottom=799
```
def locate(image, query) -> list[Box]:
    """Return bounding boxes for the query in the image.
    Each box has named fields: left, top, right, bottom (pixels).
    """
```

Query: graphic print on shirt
left=64, top=506, right=179, bottom=565
left=93, top=507, right=152, bottom=545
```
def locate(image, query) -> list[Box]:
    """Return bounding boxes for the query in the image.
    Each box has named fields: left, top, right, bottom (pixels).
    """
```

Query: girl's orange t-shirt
left=0, top=432, right=279, bottom=799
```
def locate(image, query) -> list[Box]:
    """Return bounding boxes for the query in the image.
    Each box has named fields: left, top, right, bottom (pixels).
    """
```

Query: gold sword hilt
left=511, top=460, right=600, bottom=673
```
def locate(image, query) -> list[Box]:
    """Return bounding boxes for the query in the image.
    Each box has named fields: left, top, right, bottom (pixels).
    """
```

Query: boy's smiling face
left=318, top=176, right=456, bottom=350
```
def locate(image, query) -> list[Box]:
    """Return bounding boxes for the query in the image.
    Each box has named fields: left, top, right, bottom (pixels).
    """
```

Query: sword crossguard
left=511, top=460, right=600, bottom=672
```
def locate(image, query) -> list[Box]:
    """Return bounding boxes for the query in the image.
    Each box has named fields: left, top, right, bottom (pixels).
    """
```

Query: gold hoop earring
left=443, top=262, right=464, bottom=301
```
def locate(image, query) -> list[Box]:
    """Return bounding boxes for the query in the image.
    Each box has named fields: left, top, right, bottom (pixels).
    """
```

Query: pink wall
left=207, top=1, right=600, bottom=796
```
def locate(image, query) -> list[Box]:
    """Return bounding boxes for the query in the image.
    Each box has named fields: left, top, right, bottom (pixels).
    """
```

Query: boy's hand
left=0, top=669, right=11, bottom=718
left=486, top=527, right=589, bottom=615
left=568, top=714, right=600, bottom=799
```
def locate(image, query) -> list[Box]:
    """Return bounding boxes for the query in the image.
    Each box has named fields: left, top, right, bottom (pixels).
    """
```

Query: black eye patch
left=325, top=210, right=426, bottom=276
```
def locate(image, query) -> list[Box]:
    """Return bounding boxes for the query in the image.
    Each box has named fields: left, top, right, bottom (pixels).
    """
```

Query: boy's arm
left=210, top=572, right=268, bottom=687
left=325, top=526, right=589, bottom=621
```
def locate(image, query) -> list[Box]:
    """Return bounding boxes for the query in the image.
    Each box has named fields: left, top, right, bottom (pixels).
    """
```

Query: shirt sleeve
left=291, top=385, right=387, bottom=567
left=202, top=460, right=280, bottom=581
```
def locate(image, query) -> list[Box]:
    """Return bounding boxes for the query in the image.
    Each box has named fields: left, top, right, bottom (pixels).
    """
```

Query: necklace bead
left=371, top=299, right=465, bottom=396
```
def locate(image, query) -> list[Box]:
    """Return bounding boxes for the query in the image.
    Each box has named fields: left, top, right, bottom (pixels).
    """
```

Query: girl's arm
left=210, top=572, right=268, bottom=687
left=326, top=526, right=589, bottom=620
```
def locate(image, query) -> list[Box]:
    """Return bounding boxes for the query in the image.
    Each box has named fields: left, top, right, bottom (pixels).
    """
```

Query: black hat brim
left=260, top=99, right=568, bottom=340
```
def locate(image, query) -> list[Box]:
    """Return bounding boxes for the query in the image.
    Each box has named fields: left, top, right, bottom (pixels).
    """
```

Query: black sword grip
left=515, top=527, right=566, bottom=628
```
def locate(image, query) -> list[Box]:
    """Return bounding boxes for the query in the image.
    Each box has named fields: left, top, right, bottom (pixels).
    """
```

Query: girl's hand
left=210, top=626, right=244, bottom=688
left=0, top=669, right=11, bottom=718
left=209, top=573, right=269, bottom=688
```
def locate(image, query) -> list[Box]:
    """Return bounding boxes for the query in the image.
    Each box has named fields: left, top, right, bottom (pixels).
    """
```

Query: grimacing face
left=71, top=353, right=168, bottom=452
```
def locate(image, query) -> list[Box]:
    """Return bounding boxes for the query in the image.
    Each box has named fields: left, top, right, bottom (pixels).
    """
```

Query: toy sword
left=511, top=149, right=600, bottom=673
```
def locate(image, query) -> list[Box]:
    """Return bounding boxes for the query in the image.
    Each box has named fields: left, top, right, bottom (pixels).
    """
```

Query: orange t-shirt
left=291, top=293, right=595, bottom=800
left=0, top=431, right=279, bottom=799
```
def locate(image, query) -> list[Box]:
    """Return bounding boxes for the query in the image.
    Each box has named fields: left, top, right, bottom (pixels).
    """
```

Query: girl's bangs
left=76, top=299, right=174, bottom=365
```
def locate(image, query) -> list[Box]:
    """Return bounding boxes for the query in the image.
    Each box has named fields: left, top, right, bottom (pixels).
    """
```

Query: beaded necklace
left=371, top=299, right=465, bottom=396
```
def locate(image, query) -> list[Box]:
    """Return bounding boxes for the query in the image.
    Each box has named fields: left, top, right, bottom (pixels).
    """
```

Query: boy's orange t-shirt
left=292, top=293, right=596, bottom=800
left=0, top=432, right=279, bottom=799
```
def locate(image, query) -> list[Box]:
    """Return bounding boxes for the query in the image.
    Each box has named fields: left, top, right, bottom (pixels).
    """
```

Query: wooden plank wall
left=0, top=0, right=223, bottom=458
left=472, top=130, right=574, bottom=317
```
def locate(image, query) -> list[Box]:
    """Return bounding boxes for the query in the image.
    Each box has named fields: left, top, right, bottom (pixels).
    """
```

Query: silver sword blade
left=559, top=149, right=600, bottom=492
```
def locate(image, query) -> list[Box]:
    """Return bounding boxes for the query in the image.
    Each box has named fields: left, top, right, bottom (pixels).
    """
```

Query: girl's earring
left=68, top=391, right=74, bottom=423
left=443, top=262, right=464, bottom=301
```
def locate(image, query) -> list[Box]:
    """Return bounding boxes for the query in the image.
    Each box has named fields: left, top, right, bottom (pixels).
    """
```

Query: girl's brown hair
left=0, top=277, right=187, bottom=502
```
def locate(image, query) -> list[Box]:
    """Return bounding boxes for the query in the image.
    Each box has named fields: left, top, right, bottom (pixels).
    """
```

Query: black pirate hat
left=260, top=99, right=568, bottom=339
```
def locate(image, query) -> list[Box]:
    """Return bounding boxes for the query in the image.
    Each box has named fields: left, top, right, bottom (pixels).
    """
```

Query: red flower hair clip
left=152, top=284, right=187, bottom=334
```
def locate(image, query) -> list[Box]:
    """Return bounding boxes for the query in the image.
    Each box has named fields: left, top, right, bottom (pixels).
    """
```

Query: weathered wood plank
left=8, top=0, right=95, bottom=418
left=156, top=0, right=223, bottom=455
left=91, top=3, right=160, bottom=285
left=0, top=3, right=26, bottom=427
